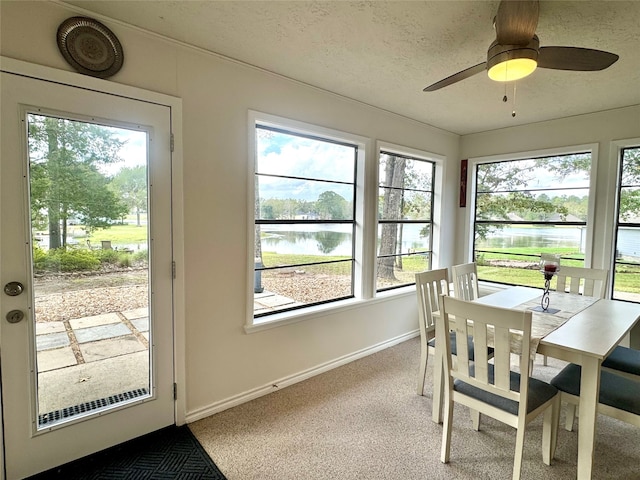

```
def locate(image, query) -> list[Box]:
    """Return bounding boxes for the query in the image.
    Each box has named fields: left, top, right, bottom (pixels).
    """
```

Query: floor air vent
left=38, top=388, right=149, bottom=427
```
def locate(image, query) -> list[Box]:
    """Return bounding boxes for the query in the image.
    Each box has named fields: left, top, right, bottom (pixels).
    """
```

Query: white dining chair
left=539, top=265, right=609, bottom=366
left=551, top=363, right=640, bottom=432
left=555, top=265, right=608, bottom=298
left=601, top=347, right=640, bottom=380
left=415, top=268, right=494, bottom=398
left=415, top=268, right=450, bottom=396
left=452, top=261, right=480, bottom=301
left=554, top=265, right=640, bottom=380
left=438, top=295, right=560, bottom=480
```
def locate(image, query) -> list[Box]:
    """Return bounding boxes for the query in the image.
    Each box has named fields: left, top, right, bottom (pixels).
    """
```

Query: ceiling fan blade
left=423, top=62, right=487, bottom=92
left=538, top=46, right=619, bottom=71
left=495, top=0, right=539, bottom=45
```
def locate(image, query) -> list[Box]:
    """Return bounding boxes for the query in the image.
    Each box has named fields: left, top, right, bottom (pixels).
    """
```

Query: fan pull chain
left=512, top=82, right=517, bottom=117
left=503, top=62, right=509, bottom=102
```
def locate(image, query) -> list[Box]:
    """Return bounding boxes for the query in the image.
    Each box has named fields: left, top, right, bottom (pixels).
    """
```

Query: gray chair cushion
left=453, top=364, right=558, bottom=415
left=550, top=363, right=640, bottom=415
left=601, top=345, right=640, bottom=376
left=428, top=331, right=494, bottom=360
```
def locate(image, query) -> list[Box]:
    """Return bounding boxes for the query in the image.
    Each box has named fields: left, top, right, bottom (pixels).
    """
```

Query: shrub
left=132, top=250, right=148, bottom=263
left=32, top=245, right=148, bottom=274
left=95, top=249, right=121, bottom=264
left=32, top=246, right=48, bottom=273
left=118, top=255, right=132, bottom=268
left=40, top=247, right=101, bottom=273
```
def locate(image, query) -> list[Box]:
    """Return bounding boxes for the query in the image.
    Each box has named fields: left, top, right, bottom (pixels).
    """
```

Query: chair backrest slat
left=493, top=325, right=512, bottom=391
left=453, top=314, right=471, bottom=372
left=473, top=322, right=490, bottom=375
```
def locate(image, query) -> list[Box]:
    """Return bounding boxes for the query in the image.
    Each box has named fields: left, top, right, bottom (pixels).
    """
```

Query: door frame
left=0, top=56, right=186, bottom=478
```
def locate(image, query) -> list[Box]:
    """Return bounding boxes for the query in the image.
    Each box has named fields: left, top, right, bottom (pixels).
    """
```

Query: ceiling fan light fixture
left=488, top=57, right=537, bottom=82
left=487, top=36, right=539, bottom=82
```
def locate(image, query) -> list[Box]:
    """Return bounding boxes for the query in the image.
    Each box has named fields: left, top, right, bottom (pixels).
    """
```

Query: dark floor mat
left=27, top=424, right=227, bottom=479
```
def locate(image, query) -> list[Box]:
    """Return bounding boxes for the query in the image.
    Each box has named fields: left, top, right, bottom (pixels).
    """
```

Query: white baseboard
left=185, top=330, right=419, bottom=424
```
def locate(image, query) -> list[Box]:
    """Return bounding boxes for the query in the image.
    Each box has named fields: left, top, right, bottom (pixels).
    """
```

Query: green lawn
left=476, top=247, right=640, bottom=294
left=261, top=252, right=352, bottom=275
left=261, top=251, right=429, bottom=276
left=260, top=248, right=640, bottom=295
left=69, top=224, right=148, bottom=246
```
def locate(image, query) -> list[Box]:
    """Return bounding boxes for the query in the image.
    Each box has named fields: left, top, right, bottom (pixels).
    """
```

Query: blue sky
left=256, top=128, right=355, bottom=202
left=99, top=127, right=147, bottom=176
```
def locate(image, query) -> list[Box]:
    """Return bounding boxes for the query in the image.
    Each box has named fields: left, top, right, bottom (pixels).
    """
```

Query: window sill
left=244, top=286, right=416, bottom=334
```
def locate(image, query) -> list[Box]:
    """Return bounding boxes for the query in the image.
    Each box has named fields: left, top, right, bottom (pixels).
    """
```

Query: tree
left=620, top=148, right=640, bottom=221
left=260, top=204, right=275, bottom=220
left=255, top=176, right=263, bottom=264
left=28, top=115, right=128, bottom=248
left=111, top=166, right=147, bottom=226
left=475, top=157, right=578, bottom=240
left=316, top=191, right=348, bottom=220
left=378, top=156, right=406, bottom=280
left=315, top=231, right=346, bottom=254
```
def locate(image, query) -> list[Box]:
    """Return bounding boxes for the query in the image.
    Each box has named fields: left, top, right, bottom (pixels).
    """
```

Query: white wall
left=0, top=1, right=460, bottom=420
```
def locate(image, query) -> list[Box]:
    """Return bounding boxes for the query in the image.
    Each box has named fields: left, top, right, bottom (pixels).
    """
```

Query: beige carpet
left=190, top=337, right=640, bottom=479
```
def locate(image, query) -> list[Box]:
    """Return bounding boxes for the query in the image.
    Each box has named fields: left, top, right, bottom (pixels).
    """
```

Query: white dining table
left=431, top=286, right=640, bottom=479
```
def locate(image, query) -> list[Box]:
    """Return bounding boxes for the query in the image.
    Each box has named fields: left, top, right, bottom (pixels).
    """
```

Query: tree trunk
left=48, top=213, right=61, bottom=250
left=378, top=156, right=406, bottom=280
left=396, top=223, right=404, bottom=269
left=254, top=176, right=263, bottom=261
left=254, top=176, right=264, bottom=293
left=61, top=216, right=68, bottom=248
left=46, top=123, right=62, bottom=250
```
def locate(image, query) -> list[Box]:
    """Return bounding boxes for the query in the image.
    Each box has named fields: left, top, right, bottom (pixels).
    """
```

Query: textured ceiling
left=64, top=0, right=640, bottom=135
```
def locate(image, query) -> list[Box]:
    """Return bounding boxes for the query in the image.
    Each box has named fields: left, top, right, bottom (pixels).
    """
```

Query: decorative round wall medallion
left=57, top=16, right=124, bottom=78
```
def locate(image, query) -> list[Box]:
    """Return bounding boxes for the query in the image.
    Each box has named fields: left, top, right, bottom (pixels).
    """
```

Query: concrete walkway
left=34, top=288, right=293, bottom=422
left=254, top=290, right=302, bottom=315
left=35, top=307, right=150, bottom=416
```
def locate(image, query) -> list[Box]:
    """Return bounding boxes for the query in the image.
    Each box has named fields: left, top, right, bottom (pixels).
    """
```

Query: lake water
left=478, top=226, right=585, bottom=250
left=261, top=223, right=432, bottom=256
left=260, top=225, right=586, bottom=256
left=261, top=225, right=356, bottom=256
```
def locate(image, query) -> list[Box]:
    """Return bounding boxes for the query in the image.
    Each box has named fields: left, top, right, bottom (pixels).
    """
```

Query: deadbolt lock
left=4, top=281, right=25, bottom=296
left=6, top=310, right=24, bottom=324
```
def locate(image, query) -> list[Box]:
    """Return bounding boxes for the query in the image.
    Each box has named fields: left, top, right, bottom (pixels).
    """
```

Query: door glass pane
left=28, top=113, right=151, bottom=429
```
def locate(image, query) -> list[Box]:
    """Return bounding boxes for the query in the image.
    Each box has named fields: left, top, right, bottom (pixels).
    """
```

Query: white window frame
left=609, top=138, right=640, bottom=302
left=464, top=144, right=599, bottom=285
left=374, top=141, right=445, bottom=292
left=245, top=114, right=448, bottom=332
left=246, top=111, right=369, bottom=330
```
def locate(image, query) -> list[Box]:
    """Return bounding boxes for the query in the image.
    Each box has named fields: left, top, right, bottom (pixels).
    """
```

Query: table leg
left=577, top=356, right=601, bottom=479
left=432, top=344, right=444, bottom=423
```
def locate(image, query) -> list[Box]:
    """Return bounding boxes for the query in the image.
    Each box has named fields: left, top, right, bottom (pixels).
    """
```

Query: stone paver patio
left=35, top=307, right=150, bottom=418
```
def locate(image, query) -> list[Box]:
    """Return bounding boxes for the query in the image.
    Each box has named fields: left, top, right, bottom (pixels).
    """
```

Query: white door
left=1, top=71, right=175, bottom=479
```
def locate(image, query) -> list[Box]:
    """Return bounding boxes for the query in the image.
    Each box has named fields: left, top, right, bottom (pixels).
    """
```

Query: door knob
left=4, top=281, right=24, bottom=296
left=6, top=310, right=24, bottom=324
